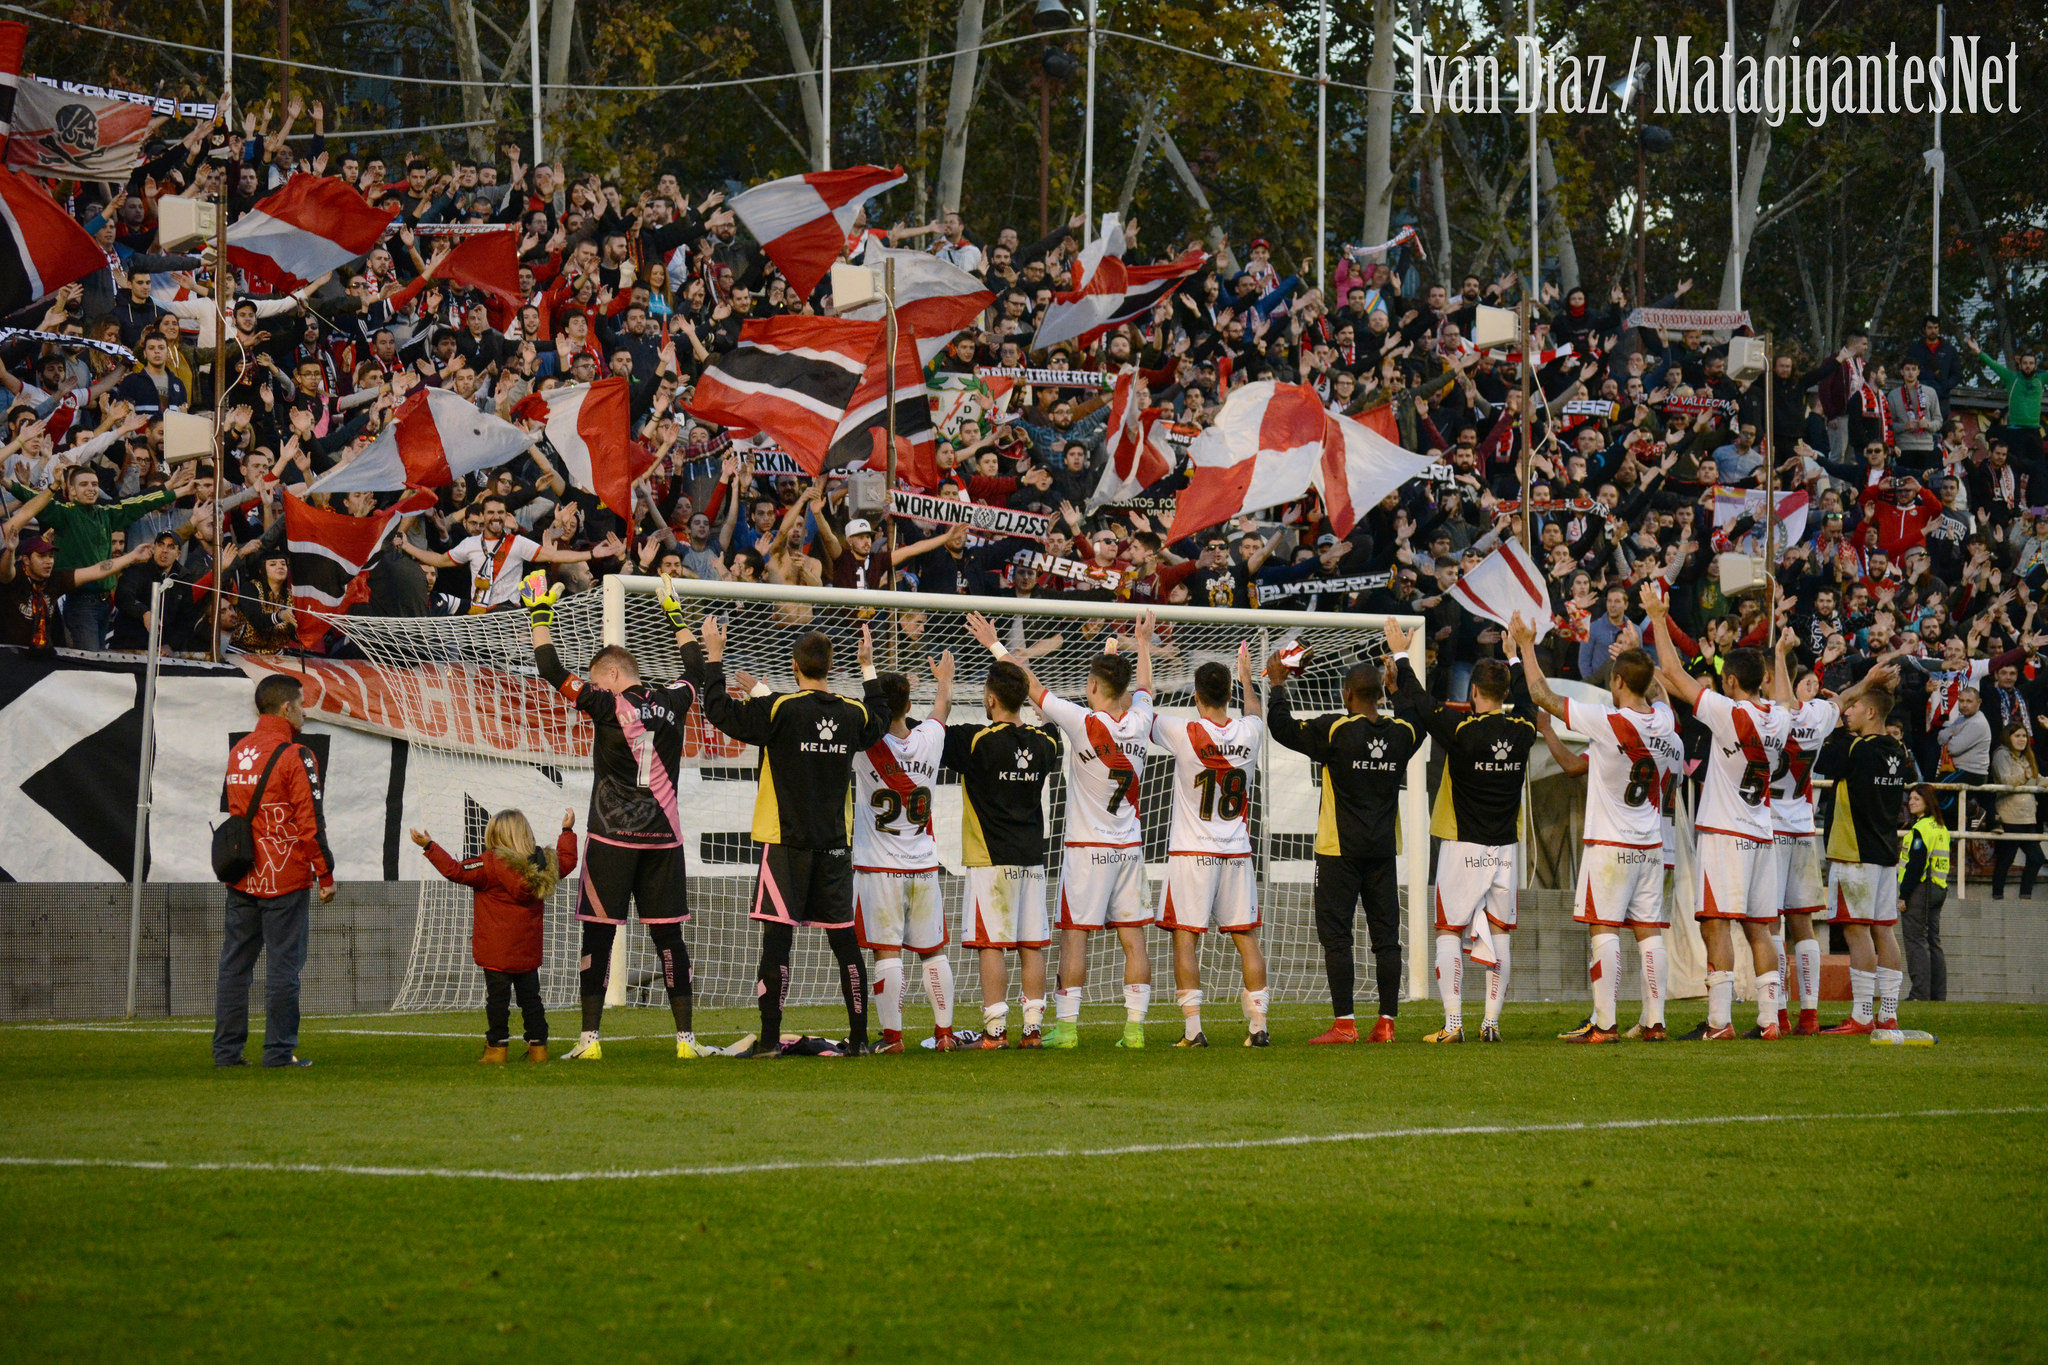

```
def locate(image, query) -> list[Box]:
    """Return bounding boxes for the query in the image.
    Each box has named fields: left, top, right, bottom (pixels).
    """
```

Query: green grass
left=4, top=1001, right=2046, bottom=1363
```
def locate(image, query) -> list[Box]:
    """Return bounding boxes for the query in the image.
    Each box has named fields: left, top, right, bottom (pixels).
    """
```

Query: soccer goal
left=337, top=577, right=1429, bottom=1014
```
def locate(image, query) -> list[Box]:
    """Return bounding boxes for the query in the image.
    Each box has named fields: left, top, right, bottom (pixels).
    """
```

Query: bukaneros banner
left=974, top=366, right=1112, bottom=389
left=1011, top=549, right=1124, bottom=591
left=889, top=488, right=1052, bottom=540
left=1255, top=571, right=1392, bottom=606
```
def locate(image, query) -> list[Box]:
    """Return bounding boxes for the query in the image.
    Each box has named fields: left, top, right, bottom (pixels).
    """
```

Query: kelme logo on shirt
left=1015, top=749, right=1033, bottom=768
left=1492, top=739, right=1512, bottom=761
left=1368, top=738, right=1387, bottom=759
left=816, top=717, right=838, bottom=742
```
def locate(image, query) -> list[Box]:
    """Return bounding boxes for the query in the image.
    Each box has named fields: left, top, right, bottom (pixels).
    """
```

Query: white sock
left=982, top=1001, right=1009, bottom=1038
left=873, top=957, right=904, bottom=1033
left=1022, top=996, right=1046, bottom=1030
left=922, top=954, right=955, bottom=1029
left=1178, top=989, right=1204, bottom=1040
left=1055, top=986, right=1082, bottom=1022
left=1707, top=970, right=1735, bottom=1029
left=1590, top=933, right=1621, bottom=1029
left=1435, top=936, right=1463, bottom=1027
left=1638, top=935, right=1666, bottom=1028
left=1875, top=966, right=1903, bottom=1023
left=1794, top=938, right=1821, bottom=1010
left=1124, top=982, right=1152, bottom=1023
left=1850, top=968, right=1876, bottom=1024
left=1755, top=970, right=1782, bottom=1030
left=677, top=1030, right=695, bottom=1045
left=1483, top=935, right=1511, bottom=1026
left=578, top=1029, right=599, bottom=1044
left=1770, top=931, right=1787, bottom=995
left=1242, top=987, right=1270, bottom=1033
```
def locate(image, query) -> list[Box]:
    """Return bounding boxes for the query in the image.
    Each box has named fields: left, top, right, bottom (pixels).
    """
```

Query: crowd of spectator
left=3, top=105, right=2048, bottom=858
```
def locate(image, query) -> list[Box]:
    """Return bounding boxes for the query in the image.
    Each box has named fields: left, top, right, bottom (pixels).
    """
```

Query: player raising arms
left=1265, top=644, right=1421, bottom=1044
left=939, top=653, right=1063, bottom=1049
left=1386, top=617, right=1538, bottom=1043
left=691, top=617, right=893, bottom=1056
left=1152, top=644, right=1269, bottom=1047
left=1509, top=612, right=1681, bottom=1044
left=1815, top=660, right=1911, bottom=1034
left=1643, top=589, right=1790, bottom=1040
left=852, top=651, right=958, bottom=1053
left=1768, top=631, right=1851, bottom=1035
left=968, top=609, right=1157, bottom=1050
left=521, top=574, right=705, bottom=1061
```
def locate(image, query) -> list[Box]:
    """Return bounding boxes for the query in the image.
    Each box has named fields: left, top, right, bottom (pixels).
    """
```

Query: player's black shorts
left=1314, top=853, right=1400, bottom=949
left=575, top=838, right=690, bottom=924
left=751, top=843, right=854, bottom=929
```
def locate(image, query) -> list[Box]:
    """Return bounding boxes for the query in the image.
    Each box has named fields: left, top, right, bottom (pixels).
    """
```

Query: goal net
left=335, top=577, right=1429, bottom=1017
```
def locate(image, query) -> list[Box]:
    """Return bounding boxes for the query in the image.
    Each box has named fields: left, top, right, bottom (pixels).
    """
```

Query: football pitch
left=3, top=1001, right=2044, bottom=1363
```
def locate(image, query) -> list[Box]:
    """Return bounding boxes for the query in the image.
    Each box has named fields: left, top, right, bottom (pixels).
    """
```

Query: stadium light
left=1032, top=0, right=1073, bottom=30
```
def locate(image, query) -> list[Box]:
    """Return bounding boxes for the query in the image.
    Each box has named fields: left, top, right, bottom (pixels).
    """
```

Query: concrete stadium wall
left=4, top=883, right=2042, bottom=1021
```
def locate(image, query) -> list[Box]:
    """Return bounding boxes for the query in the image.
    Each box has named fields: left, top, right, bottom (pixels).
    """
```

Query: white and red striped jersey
left=1151, top=713, right=1265, bottom=856
left=851, top=719, right=945, bottom=870
left=1563, top=698, right=1682, bottom=848
left=1692, top=690, right=1791, bottom=840
left=1037, top=688, right=1153, bottom=847
left=1772, top=697, right=1841, bottom=835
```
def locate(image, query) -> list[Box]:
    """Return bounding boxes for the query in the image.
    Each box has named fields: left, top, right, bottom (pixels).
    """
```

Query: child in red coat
left=413, top=808, right=578, bottom=1062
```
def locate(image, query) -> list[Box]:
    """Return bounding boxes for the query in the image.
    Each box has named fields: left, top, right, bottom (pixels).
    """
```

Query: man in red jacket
left=1856, top=474, right=1943, bottom=560
left=213, top=674, right=335, bottom=1069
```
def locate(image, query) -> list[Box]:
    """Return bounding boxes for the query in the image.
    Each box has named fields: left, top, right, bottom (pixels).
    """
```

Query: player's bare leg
left=1694, top=917, right=1738, bottom=1039
left=1230, top=929, right=1270, bottom=1046
left=978, top=947, right=1009, bottom=1046
left=1740, top=919, right=1784, bottom=1040
left=1785, top=912, right=1822, bottom=1034
left=1114, top=923, right=1153, bottom=1047
left=1171, top=929, right=1207, bottom=1046
left=1050, top=926, right=1090, bottom=1044
left=1017, top=947, right=1046, bottom=1045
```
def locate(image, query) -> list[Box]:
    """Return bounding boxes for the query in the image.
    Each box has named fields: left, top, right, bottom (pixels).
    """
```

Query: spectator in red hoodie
left=213, top=674, right=334, bottom=1069
left=1857, top=473, right=1943, bottom=560
left=414, top=807, right=578, bottom=1063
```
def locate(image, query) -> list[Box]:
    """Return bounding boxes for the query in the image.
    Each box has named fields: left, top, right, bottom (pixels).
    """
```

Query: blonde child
left=412, top=808, right=578, bottom=1062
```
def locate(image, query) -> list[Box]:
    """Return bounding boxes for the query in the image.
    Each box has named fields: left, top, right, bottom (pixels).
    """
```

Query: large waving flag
left=686, top=315, right=883, bottom=469
left=1032, top=214, right=1206, bottom=352
left=731, top=165, right=906, bottom=299
left=226, top=174, right=400, bottom=291
left=0, top=23, right=113, bottom=313
left=830, top=325, right=939, bottom=488
left=513, top=378, right=649, bottom=518
left=1448, top=538, right=1555, bottom=642
left=846, top=240, right=994, bottom=365
left=1165, top=383, right=1430, bottom=541
left=308, top=387, right=533, bottom=493
left=1088, top=369, right=1174, bottom=509
left=284, top=489, right=436, bottom=648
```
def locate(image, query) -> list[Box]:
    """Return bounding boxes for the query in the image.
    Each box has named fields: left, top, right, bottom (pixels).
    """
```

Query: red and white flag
left=308, top=387, right=533, bottom=494
left=1088, top=369, right=1173, bottom=509
left=1317, top=404, right=1432, bottom=539
left=730, top=164, right=906, bottom=299
left=832, top=325, right=940, bottom=488
left=284, top=489, right=436, bottom=648
left=419, top=227, right=523, bottom=310
left=226, top=174, right=400, bottom=292
left=0, top=24, right=110, bottom=313
left=1033, top=215, right=1207, bottom=351
left=686, top=314, right=882, bottom=468
left=1168, top=382, right=1332, bottom=542
left=1448, top=538, right=1554, bottom=643
left=512, top=378, right=649, bottom=518
left=845, top=239, right=994, bottom=364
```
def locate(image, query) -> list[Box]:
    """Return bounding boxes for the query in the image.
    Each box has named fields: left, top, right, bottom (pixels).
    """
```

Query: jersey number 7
left=1105, top=768, right=1137, bottom=814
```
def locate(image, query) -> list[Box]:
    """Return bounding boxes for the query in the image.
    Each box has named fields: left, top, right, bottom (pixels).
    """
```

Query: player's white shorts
left=1776, top=832, right=1825, bottom=916
left=1573, top=842, right=1666, bottom=928
left=1056, top=844, right=1150, bottom=931
left=853, top=868, right=947, bottom=953
left=1434, top=841, right=1517, bottom=933
left=963, top=865, right=1049, bottom=949
left=1827, top=860, right=1900, bottom=927
left=1157, top=853, right=1259, bottom=934
left=1694, top=829, right=1779, bottom=924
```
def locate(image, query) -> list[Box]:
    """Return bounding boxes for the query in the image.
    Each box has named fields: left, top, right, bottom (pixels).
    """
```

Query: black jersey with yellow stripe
left=1266, top=684, right=1421, bottom=856
left=695, top=658, right=892, bottom=849
left=1822, top=732, right=1910, bottom=866
left=1393, top=658, right=1536, bottom=846
left=942, top=720, right=1063, bottom=867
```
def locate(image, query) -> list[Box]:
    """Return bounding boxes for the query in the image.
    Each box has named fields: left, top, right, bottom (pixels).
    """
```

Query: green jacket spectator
left=7, top=471, right=176, bottom=595
left=1976, top=350, right=2042, bottom=429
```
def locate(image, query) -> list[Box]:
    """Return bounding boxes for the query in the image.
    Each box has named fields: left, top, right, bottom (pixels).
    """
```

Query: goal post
left=345, top=576, right=1429, bottom=1017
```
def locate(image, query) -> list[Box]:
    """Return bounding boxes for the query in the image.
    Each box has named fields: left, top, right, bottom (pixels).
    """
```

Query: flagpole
left=1518, top=297, right=1534, bottom=551
left=1525, top=0, right=1538, bottom=296
left=1763, top=332, right=1778, bottom=655
left=884, top=256, right=898, bottom=592
left=1726, top=0, right=1741, bottom=311
left=1315, top=0, right=1328, bottom=296
left=125, top=579, right=167, bottom=1018
left=529, top=0, right=543, bottom=164
left=1081, top=0, right=1096, bottom=246
left=821, top=0, right=832, bottom=171
left=212, top=11, right=233, bottom=664
left=1930, top=3, right=1944, bottom=317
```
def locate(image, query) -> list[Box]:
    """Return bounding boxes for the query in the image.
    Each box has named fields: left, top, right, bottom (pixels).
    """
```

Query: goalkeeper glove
left=659, top=589, right=691, bottom=633
left=519, top=570, right=563, bottom=628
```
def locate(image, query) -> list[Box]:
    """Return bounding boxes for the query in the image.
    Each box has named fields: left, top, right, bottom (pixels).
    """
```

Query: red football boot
left=931, top=1027, right=959, bottom=1052
left=1793, top=1009, right=1821, bottom=1036
left=1308, top=1019, right=1359, bottom=1045
left=1819, top=1016, right=1874, bottom=1035
left=873, top=1029, right=906, bottom=1053
left=1366, top=1016, right=1398, bottom=1044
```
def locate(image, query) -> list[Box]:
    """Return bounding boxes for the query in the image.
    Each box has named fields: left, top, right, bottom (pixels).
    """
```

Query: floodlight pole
left=1315, top=0, right=1328, bottom=295
left=1518, top=298, right=1534, bottom=549
left=821, top=0, right=832, bottom=170
left=529, top=0, right=543, bottom=163
left=1726, top=0, right=1742, bottom=311
left=1931, top=4, right=1944, bottom=316
left=884, top=256, right=899, bottom=592
left=1763, top=333, right=1778, bottom=654
left=125, top=580, right=168, bottom=1018
left=1081, top=0, right=1096, bottom=245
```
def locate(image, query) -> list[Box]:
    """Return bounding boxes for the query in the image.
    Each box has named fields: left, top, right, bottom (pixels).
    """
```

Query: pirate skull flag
left=6, top=78, right=154, bottom=177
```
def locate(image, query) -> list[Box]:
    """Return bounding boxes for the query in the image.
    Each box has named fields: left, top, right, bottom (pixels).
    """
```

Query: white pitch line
left=1, top=1106, right=2036, bottom=1185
